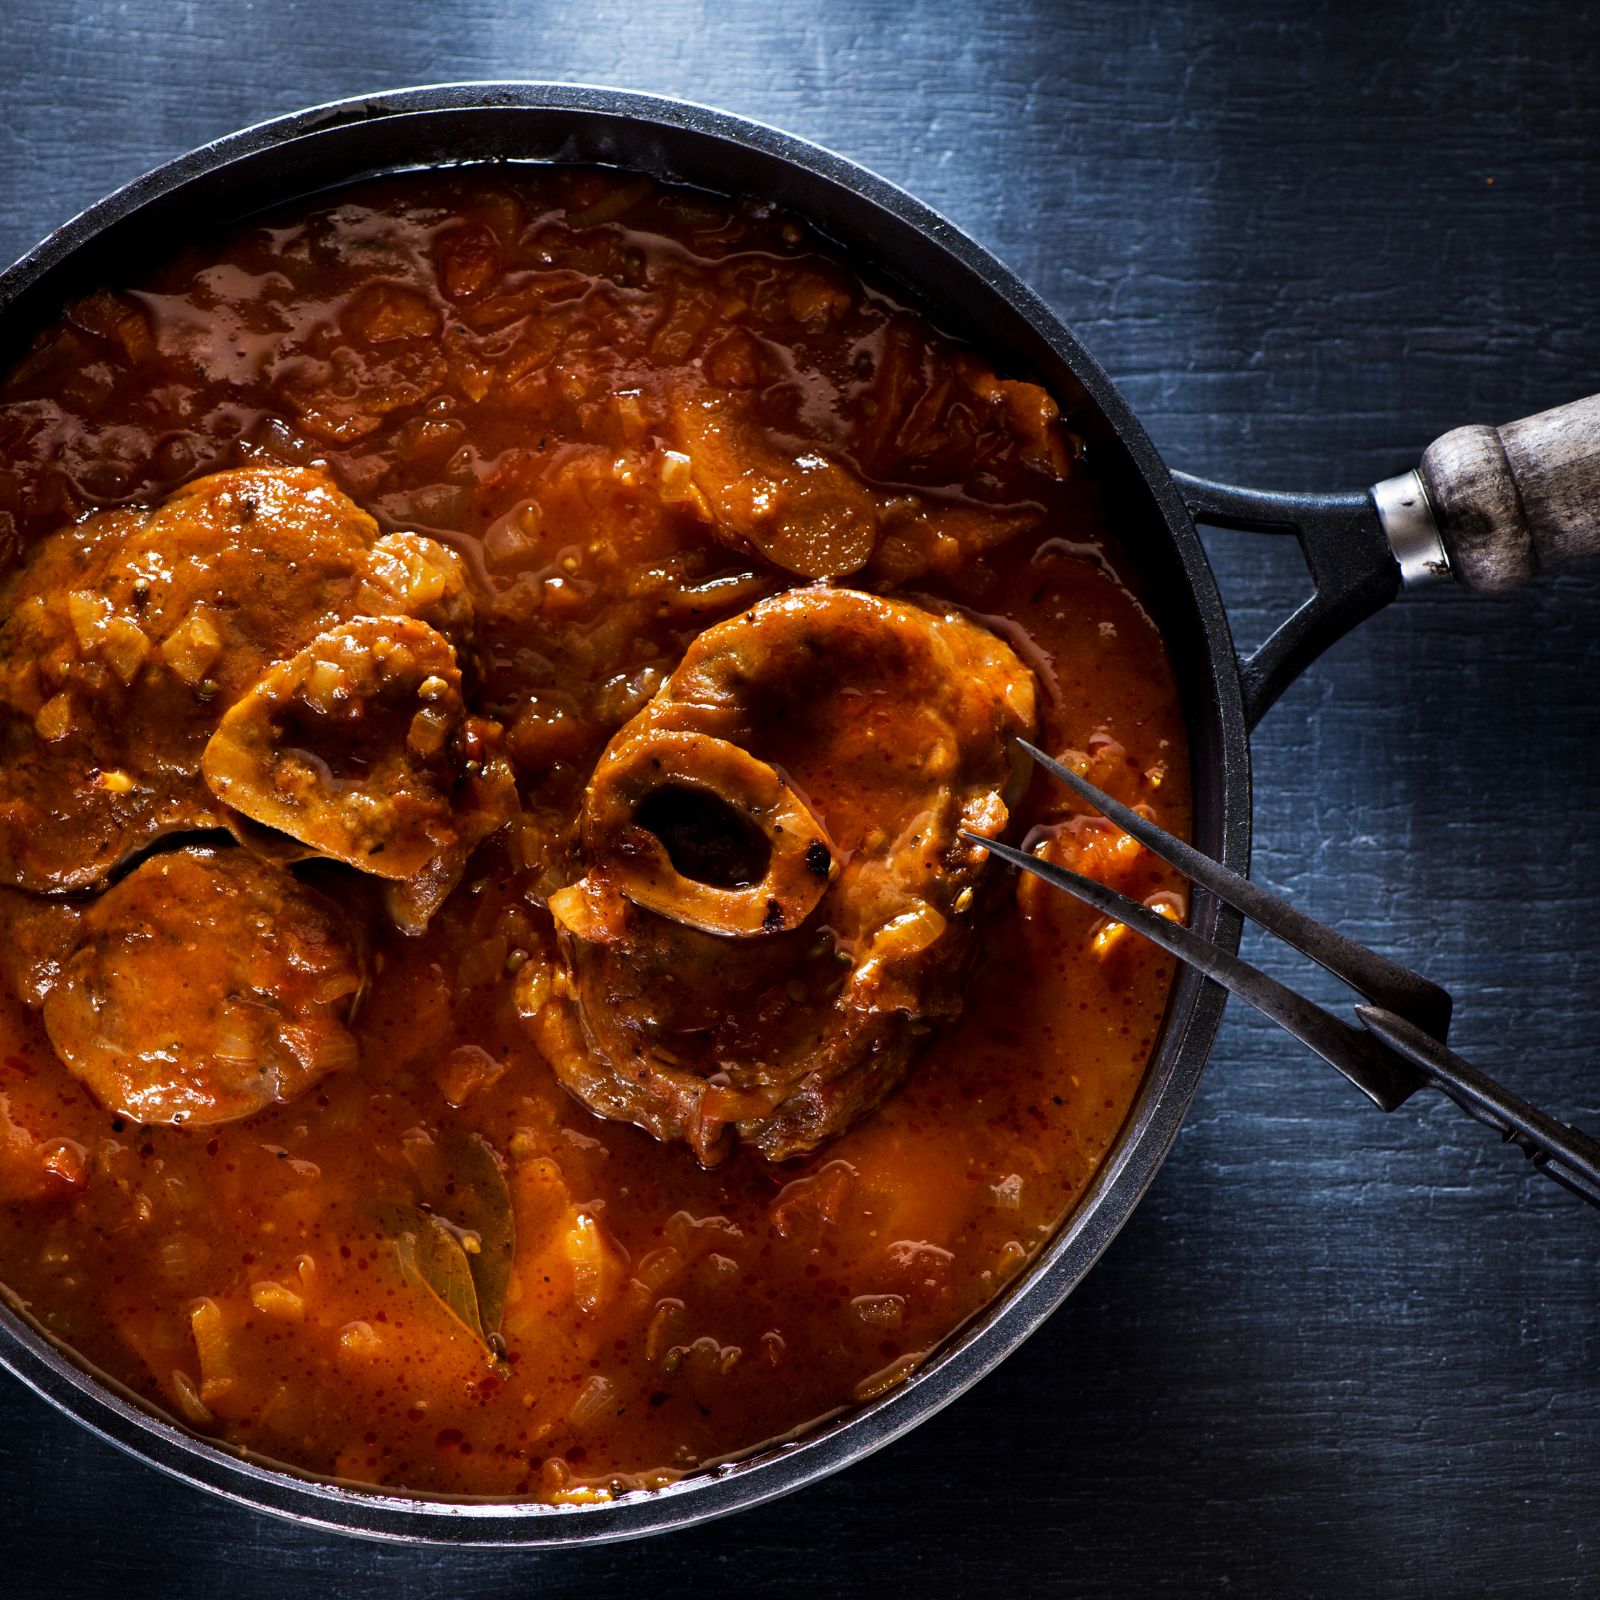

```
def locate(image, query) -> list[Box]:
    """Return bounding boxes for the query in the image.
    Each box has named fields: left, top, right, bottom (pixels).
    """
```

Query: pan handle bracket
left=1172, top=474, right=1400, bottom=729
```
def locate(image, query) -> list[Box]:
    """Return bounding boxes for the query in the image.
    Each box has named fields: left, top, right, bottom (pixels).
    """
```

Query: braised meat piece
left=667, top=376, right=1061, bottom=583
left=534, top=586, right=1037, bottom=1163
left=0, top=466, right=471, bottom=892
left=2, top=847, right=365, bottom=1126
left=202, top=616, right=517, bottom=935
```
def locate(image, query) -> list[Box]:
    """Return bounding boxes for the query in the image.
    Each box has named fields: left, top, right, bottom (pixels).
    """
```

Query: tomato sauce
left=0, top=166, right=1188, bottom=1498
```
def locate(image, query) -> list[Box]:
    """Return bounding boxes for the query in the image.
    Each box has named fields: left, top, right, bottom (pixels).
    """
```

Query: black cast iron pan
left=0, top=83, right=1594, bottom=1546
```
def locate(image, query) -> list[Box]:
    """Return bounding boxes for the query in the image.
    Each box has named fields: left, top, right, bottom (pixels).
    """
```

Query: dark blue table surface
left=2, top=3, right=1597, bottom=1595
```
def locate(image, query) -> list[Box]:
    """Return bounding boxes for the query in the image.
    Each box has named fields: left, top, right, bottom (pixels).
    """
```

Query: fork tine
left=1017, top=739, right=1453, bottom=1039
left=967, top=832, right=1423, bottom=1111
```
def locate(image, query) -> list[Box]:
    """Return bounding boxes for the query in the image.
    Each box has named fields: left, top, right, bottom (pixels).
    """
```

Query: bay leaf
left=392, top=1211, right=487, bottom=1347
left=374, top=1129, right=516, bottom=1355
left=439, top=1131, right=516, bottom=1337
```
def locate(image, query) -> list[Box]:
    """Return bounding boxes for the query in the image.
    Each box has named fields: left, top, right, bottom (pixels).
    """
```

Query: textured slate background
left=2, top=1, right=1597, bottom=1595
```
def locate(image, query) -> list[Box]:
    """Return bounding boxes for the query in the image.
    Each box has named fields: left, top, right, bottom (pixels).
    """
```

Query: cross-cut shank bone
left=0, top=466, right=472, bottom=892
left=534, top=585, right=1037, bottom=1164
left=549, top=727, right=835, bottom=940
left=202, top=616, right=517, bottom=926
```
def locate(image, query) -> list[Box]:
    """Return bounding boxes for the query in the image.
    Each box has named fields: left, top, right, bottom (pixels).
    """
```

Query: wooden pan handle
left=1416, top=393, right=1600, bottom=591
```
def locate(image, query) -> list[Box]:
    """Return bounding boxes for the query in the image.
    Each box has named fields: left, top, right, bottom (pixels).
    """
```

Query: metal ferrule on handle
left=1371, top=469, right=1450, bottom=587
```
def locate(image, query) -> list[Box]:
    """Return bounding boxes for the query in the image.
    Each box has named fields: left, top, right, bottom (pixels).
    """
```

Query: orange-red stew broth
left=0, top=167, right=1188, bottom=1498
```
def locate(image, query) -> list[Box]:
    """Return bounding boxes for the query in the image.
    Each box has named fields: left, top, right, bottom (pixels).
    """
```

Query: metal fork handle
left=997, top=746, right=1600, bottom=1212
left=1357, top=1006, right=1600, bottom=1208
left=1017, top=742, right=1452, bottom=1037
